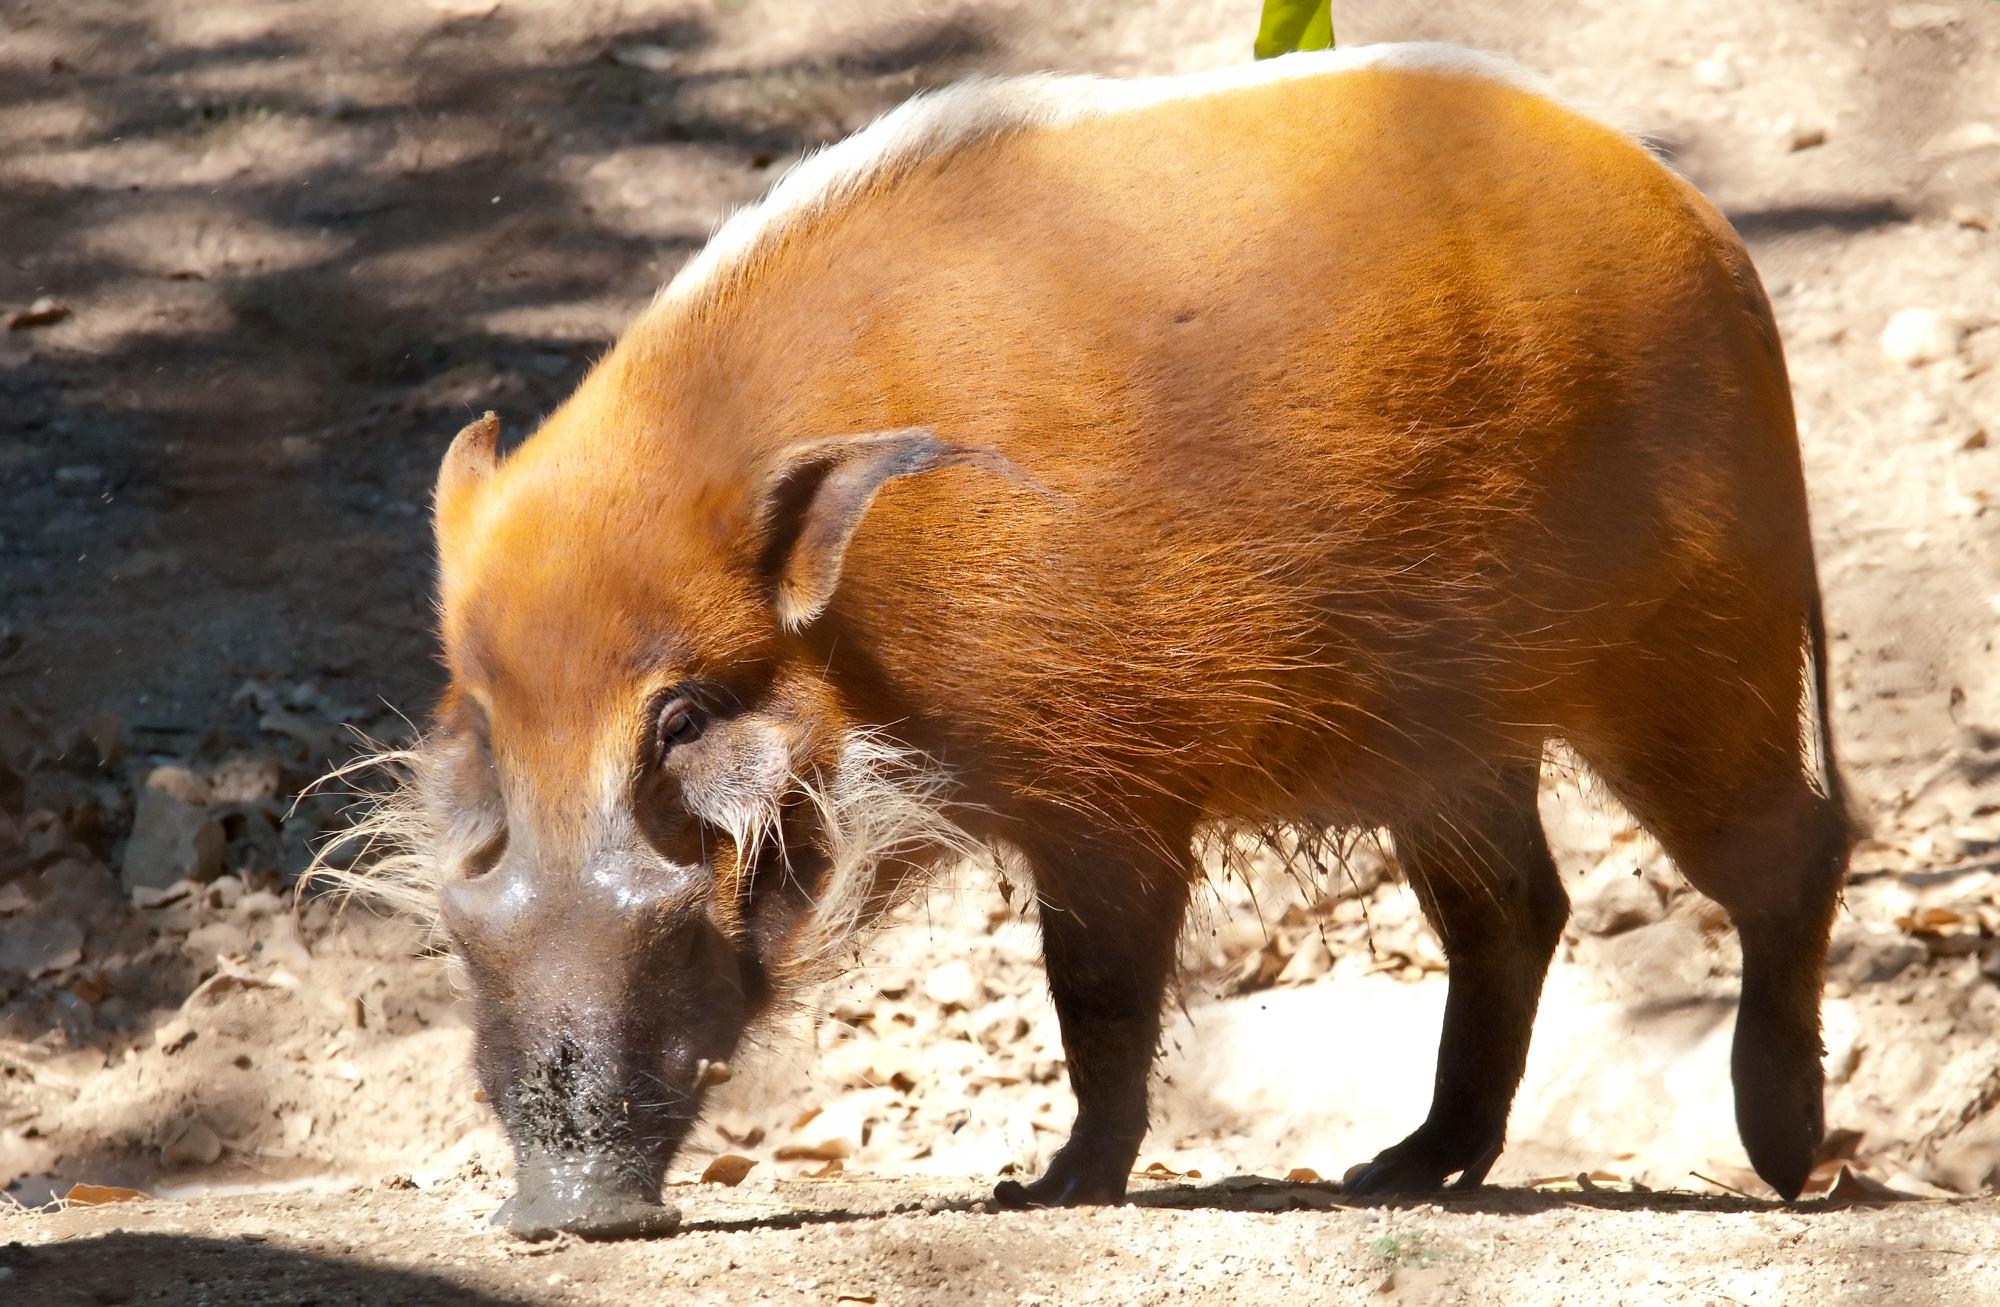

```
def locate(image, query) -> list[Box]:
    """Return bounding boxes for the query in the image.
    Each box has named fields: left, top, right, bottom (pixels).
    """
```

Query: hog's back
left=657, top=59, right=1808, bottom=830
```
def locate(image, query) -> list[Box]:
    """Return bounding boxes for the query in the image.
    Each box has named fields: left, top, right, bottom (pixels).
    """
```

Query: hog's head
left=403, top=409, right=996, bottom=1239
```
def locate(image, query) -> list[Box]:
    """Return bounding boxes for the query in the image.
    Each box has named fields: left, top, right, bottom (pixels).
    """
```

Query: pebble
left=161, top=1117, right=223, bottom=1167
left=0, top=907, right=84, bottom=978
left=922, top=959, right=978, bottom=1009
left=1692, top=49, right=1741, bottom=91
left=1276, top=932, right=1334, bottom=983
left=121, top=785, right=224, bottom=893
left=206, top=752, right=282, bottom=804
left=1924, top=122, right=2000, bottom=159
left=144, top=765, right=209, bottom=806
left=1889, top=3, right=1963, bottom=31
left=1879, top=308, right=1961, bottom=368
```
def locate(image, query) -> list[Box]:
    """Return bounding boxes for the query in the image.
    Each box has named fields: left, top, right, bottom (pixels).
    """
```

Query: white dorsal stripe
left=654, top=42, right=1564, bottom=309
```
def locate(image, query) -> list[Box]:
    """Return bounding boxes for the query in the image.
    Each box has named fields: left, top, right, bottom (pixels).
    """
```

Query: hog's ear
left=434, top=411, right=501, bottom=562
left=753, top=427, right=995, bottom=630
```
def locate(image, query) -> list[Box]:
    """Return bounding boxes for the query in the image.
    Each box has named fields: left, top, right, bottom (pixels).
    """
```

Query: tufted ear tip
left=437, top=411, right=502, bottom=516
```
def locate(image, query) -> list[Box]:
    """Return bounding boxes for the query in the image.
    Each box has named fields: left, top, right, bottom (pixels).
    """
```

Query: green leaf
left=1254, top=0, right=1334, bottom=59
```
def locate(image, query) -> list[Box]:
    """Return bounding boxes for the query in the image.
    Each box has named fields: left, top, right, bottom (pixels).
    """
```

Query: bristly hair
left=769, top=731, right=994, bottom=986
left=303, top=728, right=993, bottom=977
left=302, top=740, right=449, bottom=933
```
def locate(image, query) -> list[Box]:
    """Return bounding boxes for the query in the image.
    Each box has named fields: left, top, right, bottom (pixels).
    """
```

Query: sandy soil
left=5, top=0, right=2000, bottom=1301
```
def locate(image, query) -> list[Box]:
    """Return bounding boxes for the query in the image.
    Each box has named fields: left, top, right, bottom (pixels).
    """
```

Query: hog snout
left=443, top=849, right=748, bottom=1240
left=486, top=1032, right=697, bottom=1241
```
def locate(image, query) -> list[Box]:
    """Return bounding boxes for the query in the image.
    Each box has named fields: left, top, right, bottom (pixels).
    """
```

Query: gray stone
left=0, top=903, right=83, bottom=978
left=1573, top=873, right=1669, bottom=937
left=122, top=786, right=224, bottom=893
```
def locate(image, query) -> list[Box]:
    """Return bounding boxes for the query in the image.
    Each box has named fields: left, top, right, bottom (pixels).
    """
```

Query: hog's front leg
left=994, top=833, right=1191, bottom=1208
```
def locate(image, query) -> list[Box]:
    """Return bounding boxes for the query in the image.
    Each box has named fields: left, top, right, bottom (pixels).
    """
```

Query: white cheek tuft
left=679, top=721, right=795, bottom=869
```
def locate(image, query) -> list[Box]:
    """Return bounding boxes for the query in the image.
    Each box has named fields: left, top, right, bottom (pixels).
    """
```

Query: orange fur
left=439, top=63, right=1825, bottom=864
left=404, top=49, right=1851, bottom=1217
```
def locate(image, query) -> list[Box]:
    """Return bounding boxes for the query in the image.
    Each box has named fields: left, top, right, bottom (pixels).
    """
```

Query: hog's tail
left=1805, top=578, right=1867, bottom=848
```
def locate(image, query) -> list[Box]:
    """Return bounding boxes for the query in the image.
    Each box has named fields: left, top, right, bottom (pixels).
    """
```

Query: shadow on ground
left=0, top=1, right=994, bottom=728
left=1, top=1230, right=531, bottom=1306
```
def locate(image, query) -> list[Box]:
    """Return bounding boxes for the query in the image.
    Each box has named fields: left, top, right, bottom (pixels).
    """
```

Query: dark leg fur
left=994, top=834, right=1191, bottom=1209
left=1666, top=787, right=1847, bottom=1199
left=1346, top=765, right=1568, bottom=1194
left=1569, top=580, right=1852, bottom=1200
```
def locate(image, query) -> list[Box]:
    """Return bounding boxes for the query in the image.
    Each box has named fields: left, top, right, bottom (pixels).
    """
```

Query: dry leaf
left=700, top=1154, right=757, bottom=1187
left=1824, top=1165, right=1921, bottom=1204
left=1134, top=1160, right=1196, bottom=1181
left=63, top=1183, right=148, bottom=1207
left=8, top=297, right=69, bottom=330
left=803, top=1158, right=845, bottom=1179
left=1896, top=906, right=1967, bottom=934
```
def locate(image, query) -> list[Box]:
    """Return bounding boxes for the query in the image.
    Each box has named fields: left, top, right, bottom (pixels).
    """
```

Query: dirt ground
left=4, top=0, right=2000, bottom=1301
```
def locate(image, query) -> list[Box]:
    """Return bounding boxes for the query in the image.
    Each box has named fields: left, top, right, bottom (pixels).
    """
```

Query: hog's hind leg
left=1567, top=585, right=1849, bottom=1201
left=1345, top=763, right=1568, bottom=1194
left=993, top=829, right=1192, bottom=1209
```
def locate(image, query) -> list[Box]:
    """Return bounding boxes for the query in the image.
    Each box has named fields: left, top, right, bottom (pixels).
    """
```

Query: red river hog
left=329, top=42, right=1854, bottom=1239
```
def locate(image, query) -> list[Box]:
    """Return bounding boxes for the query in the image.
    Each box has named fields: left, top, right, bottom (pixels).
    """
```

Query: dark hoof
left=493, top=1187, right=682, bottom=1242
left=1733, top=1030, right=1824, bottom=1202
left=1736, top=1088, right=1821, bottom=1202
left=993, top=1166, right=1128, bottom=1209
left=1343, top=1130, right=1503, bottom=1196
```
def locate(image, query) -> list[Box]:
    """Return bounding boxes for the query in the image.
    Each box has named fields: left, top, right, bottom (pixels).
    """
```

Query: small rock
left=154, top=1018, right=196, bottom=1053
left=1786, top=124, right=1827, bottom=152
left=206, top=753, right=282, bottom=804
left=186, top=918, right=251, bottom=960
left=1879, top=308, right=1961, bottom=368
left=1963, top=429, right=1990, bottom=452
left=1924, top=122, right=2000, bottom=159
left=161, top=1117, right=223, bottom=1167
left=1889, top=3, right=1963, bottom=32
left=1574, top=873, right=1669, bottom=937
left=1277, top=931, right=1334, bottom=983
left=82, top=712, right=123, bottom=768
left=1692, top=49, right=1741, bottom=91
left=258, top=708, right=337, bottom=760
left=7, top=297, right=69, bottom=330
left=607, top=43, right=681, bottom=72
left=132, top=879, right=198, bottom=909
left=144, top=765, right=209, bottom=806
left=236, top=888, right=283, bottom=918
left=922, top=959, right=979, bottom=1009
left=0, top=906, right=83, bottom=978
left=122, top=786, right=225, bottom=893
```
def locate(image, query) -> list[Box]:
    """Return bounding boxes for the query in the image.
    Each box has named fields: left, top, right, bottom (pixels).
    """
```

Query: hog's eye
left=656, top=696, right=706, bottom=755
